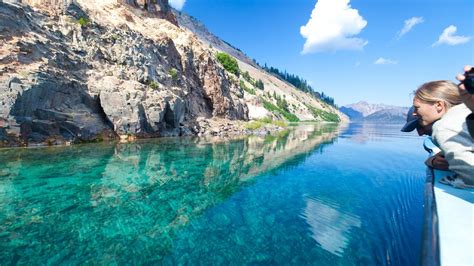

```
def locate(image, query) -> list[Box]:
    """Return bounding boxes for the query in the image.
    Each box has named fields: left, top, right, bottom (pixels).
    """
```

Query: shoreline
left=0, top=120, right=346, bottom=150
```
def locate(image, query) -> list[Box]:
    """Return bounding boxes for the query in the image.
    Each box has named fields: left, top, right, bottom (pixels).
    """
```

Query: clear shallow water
left=0, top=123, right=427, bottom=265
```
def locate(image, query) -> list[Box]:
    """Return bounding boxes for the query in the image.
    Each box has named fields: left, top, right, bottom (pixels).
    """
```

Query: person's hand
left=425, top=153, right=449, bottom=170
left=432, top=153, right=449, bottom=170
left=456, top=65, right=474, bottom=112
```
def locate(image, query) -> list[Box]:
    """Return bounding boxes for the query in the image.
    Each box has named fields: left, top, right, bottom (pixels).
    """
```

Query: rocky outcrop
left=0, top=1, right=247, bottom=146
left=8, top=0, right=177, bottom=25
left=120, top=0, right=178, bottom=25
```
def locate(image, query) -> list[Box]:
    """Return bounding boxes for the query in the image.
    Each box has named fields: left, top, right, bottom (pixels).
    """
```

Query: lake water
left=0, top=122, right=428, bottom=265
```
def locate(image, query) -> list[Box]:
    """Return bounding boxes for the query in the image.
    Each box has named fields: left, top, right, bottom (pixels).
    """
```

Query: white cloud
left=432, top=25, right=471, bottom=46
left=433, top=25, right=471, bottom=46
left=374, top=58, right=398, bottom=65
left=169, top=0, right=186, bottom=10
left=300, top=0, right=368, bottom=54
left=398, top=17, right=424, bottom=38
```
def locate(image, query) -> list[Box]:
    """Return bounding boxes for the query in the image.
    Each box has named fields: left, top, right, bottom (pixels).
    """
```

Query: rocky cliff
left=0, top=0, right=345, bottom=147
left=175, top=10, right=347, bottom=123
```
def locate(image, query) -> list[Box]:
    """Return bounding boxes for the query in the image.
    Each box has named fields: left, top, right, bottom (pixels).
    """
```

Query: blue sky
left=170, top=0, right=473, bottom=107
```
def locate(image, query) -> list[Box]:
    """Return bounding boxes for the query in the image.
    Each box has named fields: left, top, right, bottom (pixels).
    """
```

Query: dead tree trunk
left=121, top=0, right=137, bottom=7
left=156, top=0, right=169, bottom=13
left=144, top=0, right=157, bottom=13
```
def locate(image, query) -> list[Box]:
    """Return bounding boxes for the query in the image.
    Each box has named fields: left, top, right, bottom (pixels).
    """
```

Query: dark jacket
left=467, top=113, right=474, bottom=138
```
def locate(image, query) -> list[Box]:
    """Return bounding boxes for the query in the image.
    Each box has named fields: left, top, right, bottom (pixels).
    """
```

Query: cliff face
left=11, top=0, right=174, bottom=19
left=0, top=1, right=248, bottom=146
left=0, top=0, right=345, bottom=147
left=175, top=10, right=347, bottom=123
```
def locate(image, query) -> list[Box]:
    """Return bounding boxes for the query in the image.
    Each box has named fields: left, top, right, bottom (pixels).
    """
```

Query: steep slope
left=173, top=10, right=257, bottom=68
left=174, top=10, right=347, bottom=123
left=0, top=0, right=345, bottom=147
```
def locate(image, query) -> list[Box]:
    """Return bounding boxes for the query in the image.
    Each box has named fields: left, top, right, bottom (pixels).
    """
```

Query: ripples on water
left=0, top=122, right=427, bottom=264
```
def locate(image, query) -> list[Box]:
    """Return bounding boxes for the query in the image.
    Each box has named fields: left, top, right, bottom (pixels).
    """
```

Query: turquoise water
left=0, top=123, right=427, bottom=265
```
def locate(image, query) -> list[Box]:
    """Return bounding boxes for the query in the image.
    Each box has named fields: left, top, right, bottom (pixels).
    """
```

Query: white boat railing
left=422, top=137, right=474, bottom=266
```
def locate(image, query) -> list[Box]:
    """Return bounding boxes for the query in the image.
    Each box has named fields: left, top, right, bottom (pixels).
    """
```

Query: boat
left=421, top=137, right=474, bottom=266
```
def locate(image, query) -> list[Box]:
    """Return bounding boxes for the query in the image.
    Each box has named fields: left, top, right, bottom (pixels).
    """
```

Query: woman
left=413, top=80, right=473, bottom=188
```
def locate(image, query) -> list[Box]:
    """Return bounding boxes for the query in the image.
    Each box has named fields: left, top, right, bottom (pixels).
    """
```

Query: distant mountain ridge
left=340, top=101, right=409, bottom=122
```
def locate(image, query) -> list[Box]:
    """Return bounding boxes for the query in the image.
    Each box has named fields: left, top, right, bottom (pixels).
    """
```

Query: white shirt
left=433, top=104, right=474, bottom=181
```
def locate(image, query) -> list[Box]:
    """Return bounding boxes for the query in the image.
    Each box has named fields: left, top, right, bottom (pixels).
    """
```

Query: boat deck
left=432, top=169, right=474, bottom=266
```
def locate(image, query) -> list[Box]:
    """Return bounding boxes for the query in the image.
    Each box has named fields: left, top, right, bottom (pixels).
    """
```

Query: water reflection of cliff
left=242, top=124, right=340, bottom=180
left=0, top=123, right=343, bottom=263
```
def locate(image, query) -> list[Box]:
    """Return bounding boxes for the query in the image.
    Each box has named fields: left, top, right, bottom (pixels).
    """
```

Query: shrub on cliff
left=305, top=104, right=340, bottom=122
left=78, top=17, right=90, bottom=27
left=262, top=99, right=299, bottom=122
left=216, top=52, right=240, bottom=76
left=242, top=71, right=252, bottom=82
left=246, top=121, right=263, bottom=130
left=150, top=80, right=159, bottom=90
left=246, top=117, right=287, bottom=131
left=169, top=68, right=178, bottom=81
left=240, top=80, right=255, bottom=95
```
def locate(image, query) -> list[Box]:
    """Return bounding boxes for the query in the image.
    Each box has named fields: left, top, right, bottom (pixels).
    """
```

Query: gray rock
left=0, top=1, right=253, bottom=146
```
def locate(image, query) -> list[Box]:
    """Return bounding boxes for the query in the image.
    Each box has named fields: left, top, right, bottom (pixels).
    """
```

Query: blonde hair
left=414, top=80, right=462, bottom=109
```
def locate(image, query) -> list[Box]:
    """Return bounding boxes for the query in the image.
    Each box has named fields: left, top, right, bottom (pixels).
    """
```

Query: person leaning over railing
left=401, top=107, right=449, bottom=170
left=456, top=65, right=474, bottom=138
left=413, top=79, right=473, bottom=188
